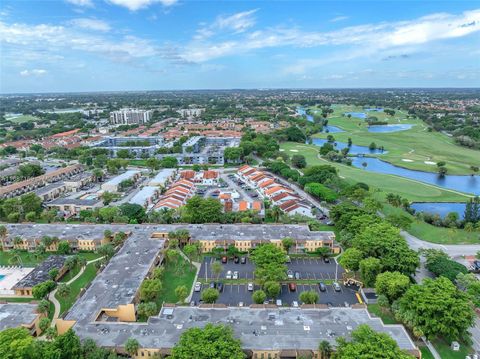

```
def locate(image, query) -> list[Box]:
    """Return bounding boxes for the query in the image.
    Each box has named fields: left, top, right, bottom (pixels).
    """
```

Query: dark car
left=217, top=282, right=224, bottom=293
left=221, top=256, right=227, bottom=263
left=209, top=281, right=216, bottom=289
left=234, top=256, right=240, bottom=264
left=288, top=283, right=297, bottom=292
left=323, top=257, right=330, bottom=263
left=318, top=282, right=327, bottom=292
left=240, top=257, right=246, bottom=264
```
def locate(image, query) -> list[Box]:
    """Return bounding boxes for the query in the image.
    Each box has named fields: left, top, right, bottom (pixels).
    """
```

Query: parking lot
left=193, top=256, right=358, bottom=307
left=198, top=256, right=344, bottom=281
left=191, top=282, right=359, bottom=307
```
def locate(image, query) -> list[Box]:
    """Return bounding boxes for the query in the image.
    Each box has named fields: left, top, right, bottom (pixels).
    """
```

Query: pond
left=297, top=107, right=344, bottom=133
left=368, top=124, right=413, bottom=133
left=410, top=202, right=466, bottom=219
left=311, top=138, right=387, bottom=155
left=344, top=112, right=367, bottom=119
left=351, top=157, right=480, bottom=195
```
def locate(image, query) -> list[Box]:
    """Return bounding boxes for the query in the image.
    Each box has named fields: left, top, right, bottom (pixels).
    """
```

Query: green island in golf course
left=308, top=104, right=480, bottom=175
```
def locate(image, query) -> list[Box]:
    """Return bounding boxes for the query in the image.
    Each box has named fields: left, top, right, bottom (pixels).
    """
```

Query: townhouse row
left=237, top=165, right=315, bottom=218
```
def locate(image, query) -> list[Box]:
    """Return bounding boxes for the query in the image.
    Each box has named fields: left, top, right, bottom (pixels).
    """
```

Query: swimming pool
left=0, top=275, right=5, bottom=281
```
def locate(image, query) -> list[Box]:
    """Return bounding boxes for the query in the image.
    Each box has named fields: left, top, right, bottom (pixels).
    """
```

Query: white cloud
left=183, top=9, right=480, bottom=63
left=65, top=0, right=94, bottom=7
left=194, top=9, right=258, bottom=40
left=69, top=18, right=111, bottom=32
left=20, top=69, right=47, bottom=77
left=330, top=16, right=349, bottom=23
left=107, top=0, right=178, bottom=11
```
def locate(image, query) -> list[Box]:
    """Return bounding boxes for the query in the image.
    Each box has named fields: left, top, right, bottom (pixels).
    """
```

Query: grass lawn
left=0, top=297, right=35, bottom=303
left=129, top=159, right=148, bottom=166
left=379, top=201, right=480, bottom=245
left=0, top=251, right=102, bottom=267
left=156, top=256, right=197, bottom=306
left=367, top=304, right=399, bottom=325
left=419, top=346, right=435, bottom=359
left=309, top=104, right=480, bottom=175
left=433, top=338, right=472, bottom=359
left=55, top=262, right=99, bottom=315
left=5, top=114, right=40, bottom=123
left=280, top=142, right=470, bottom=203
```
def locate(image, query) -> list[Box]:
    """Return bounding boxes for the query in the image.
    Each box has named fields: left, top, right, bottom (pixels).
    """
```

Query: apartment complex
left=109, top=109, right=152, bottom=125
left=0, top=164, right=84, bottom=199
left=0, top=303, right=44, bottom=336
left=93, top=136, right=164, bottom=158
left=100, top=170, right=141, bottom=193
left=238, top=166, right=314, bottom=218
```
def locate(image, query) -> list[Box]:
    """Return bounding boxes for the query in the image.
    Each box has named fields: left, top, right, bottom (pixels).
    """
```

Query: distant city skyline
left=0, top=0, right=479, bottom=93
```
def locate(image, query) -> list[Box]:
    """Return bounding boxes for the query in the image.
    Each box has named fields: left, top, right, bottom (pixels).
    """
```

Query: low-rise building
left=12, top=256, right=68, bottom=296
left=130, top=186, right=161, bottom=209
left=93, top=136, right=163, bottom=158
left=148, top=169, right=177, bottom=187
left=47, top=198, right=102, bottom=218
left=0, top=303, right=44, bottom=336
left=34, top=182, right=67, bottom=202
left=101, top=170, right=141, bottom=193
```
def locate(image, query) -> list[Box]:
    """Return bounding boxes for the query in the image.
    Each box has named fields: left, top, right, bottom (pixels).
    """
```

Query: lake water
left=296, top=107, right=344, bottom=132
left=351, top=157, right=480, bottom=195
left=311, top=138, right=387, bottom=155
left=368, top=124, right=413, bottom=133
left=344, top=112, right=367, bottom=119
left=411, top=202, right=466, bottom=219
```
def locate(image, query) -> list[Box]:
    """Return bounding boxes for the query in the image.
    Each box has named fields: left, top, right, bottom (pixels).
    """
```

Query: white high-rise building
left=110, top=109, right=152, bottom=125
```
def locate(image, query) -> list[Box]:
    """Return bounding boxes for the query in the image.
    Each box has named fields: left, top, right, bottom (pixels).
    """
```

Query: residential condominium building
left=0, top=303, right=45, bottom=337
left=100, top=170, right=141, bottom=193
left=109, top=109, right=152, bottom=125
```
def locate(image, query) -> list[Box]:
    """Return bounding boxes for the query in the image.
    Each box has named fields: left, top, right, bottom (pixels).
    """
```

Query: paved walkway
left=178, top=250, right=201, bottom=303
left=49, top=256, right=104, bottom=327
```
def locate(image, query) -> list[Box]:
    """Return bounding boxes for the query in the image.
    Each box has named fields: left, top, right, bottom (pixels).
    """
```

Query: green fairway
left=308, top=104, right=480, bottom=175
left=4, top=114, right=40, bottom=123
left=280, top=142, right=470, bottom=203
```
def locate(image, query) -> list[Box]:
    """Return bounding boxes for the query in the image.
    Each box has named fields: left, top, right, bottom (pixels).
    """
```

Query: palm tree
left=318, top=340, right=332, bottom=359
left=125, top=338, right=139, bottom=357
left=271, top=206, right=282, bottom=223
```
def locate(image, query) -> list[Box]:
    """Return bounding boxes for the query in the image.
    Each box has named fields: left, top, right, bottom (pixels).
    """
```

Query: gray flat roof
left=130, top=186, right=159, bottom=205
left=149, top=169, right=176, bottom=186
left=71, top=306, right=417, bottom=352
left=5, top=224, right=334, bottom=242
left=0, top=303, right=38, bottom=330
left=34, top=182, right=65, bottom=196
left=64, top=232, right=165, bottom=323
left=48, top=198, right=101, bottom=206
left=102, top=170, right=140, bottom=187
left=13, top=255, right=67, bottom=289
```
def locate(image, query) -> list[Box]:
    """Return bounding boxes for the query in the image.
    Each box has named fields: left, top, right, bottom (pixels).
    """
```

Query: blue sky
left=0, top=0, right=479, bottom=93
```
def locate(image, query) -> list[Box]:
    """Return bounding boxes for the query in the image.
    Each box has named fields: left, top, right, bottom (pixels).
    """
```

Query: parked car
left=217, top=282, right=224, bottom=293
left=240, top=257, right=247, bottom=264
left=287, top=270, right=294, bottom=279
left=190, top=300, right=196, bottom=307
left=318, top=282, right=327, bottom=292
left=276, top=299, right=282, bottom=306
left=333, top=282, right=341, bottom=292
left=221, top=256, right=227, bottom=263
left=209, top=281, right=216, bottom=289
left=295, top=271, right=301, bottom=280
left=226, top=270, right=232, bottom=279
left=194, top=282, right=201, bottom=292
left=233, top=271, right=239, bottom=279
left=247, top=282, right=254, bottom=291
left=238, top=302, right=244, bottom=307
left=323, top=257, right=330, bottom=263
left=292, top=301, right=299, bottom=308
left=234, top=256, right=240, bottom=264
left=288, top=283, right=297, bottom=291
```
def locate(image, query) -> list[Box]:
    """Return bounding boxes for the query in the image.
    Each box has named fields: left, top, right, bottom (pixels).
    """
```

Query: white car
left=276, top=299, right=282, bottom=306
left=233, top=271, right=239, bottom=279
left=247, top=283, right=254, bottom=291
left=194, top=282, right=201, bottom=292
left=226, top=270, right=232, bottom=279
left=292, top=301, right=299, bottom=308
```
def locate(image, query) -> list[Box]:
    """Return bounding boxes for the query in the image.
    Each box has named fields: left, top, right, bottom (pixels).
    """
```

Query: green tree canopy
left=375, top=271, right=411, bottom=304
left=171, top=324, right=245, bottom=359
left=250, top=243, right=287, bottom=284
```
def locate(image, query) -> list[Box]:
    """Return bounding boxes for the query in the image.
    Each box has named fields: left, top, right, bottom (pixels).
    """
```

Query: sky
left=0, top=0, right=479, bottom=93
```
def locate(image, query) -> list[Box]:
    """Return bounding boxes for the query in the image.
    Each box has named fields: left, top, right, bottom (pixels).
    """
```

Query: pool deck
left=0, top=267, right=34, bottom=295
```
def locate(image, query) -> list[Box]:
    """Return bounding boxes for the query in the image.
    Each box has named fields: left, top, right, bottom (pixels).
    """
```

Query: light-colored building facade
left=110, top=109, right=152, bottom=125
